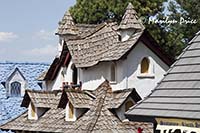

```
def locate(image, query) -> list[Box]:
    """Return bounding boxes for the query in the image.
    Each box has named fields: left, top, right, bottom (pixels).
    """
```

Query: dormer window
left=28, top=102, right=49, bottom=120
left=110, top=63, right=116, bottom=82
left=125, top=100, right=134, bottom=112
left=137, top=57, right=155, bottom=78
left=71, top=64, right=77, bottom=84
left=28, top=102, right=37, bottom=120
left=66, top=102, right=75, bottom=121
left=4, top=68, right=27, bottom=97
left=10, top=81, right=21, bottom=97
left=31, top=103, right=36, bottom=118
left=69, top=102, right=74, bottom=119
left=141, top=57, right=149, bottom=74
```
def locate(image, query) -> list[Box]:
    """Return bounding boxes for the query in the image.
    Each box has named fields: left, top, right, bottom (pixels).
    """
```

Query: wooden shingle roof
left=62, top=80, right=153, bottom=133
left=53, top=2, right=173, bottom=70
left=57, top=11, right=77, bottom=35
left=1, top=81, right=153, bottom=132
left=67, top=24, right=144, bottom=67
left=58, top=89, right=94, bottom=109
left=105, top=88, right=141, bottom=109
left=57, top=11, right=102, bottom=37
left=118, top=3, right=144, bottom=30
left=0, top=109, right=71, bottom=132
left=21, top=90, right=62, bottom=109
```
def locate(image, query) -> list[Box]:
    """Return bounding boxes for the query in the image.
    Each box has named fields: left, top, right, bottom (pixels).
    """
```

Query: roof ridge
left=0, top=62, right=49, bottom=65
left=86, top=84, right=108, bottom=132
left=113, top=88, right=134, bottom=93
left=26, top=89, right=62, bottom=94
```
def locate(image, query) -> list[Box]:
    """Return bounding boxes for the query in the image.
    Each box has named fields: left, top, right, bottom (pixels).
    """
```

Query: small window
left=174, top=129, right=181, bottom=133
left=31, top=102, right=36, bottom=118
left=125, top=100, right=134, bottom=112
left=111, top=63, right=116, bottom=82
left=141, top=57, right=150, bottom=74
left=71, top=64, right=77, bottom=84
left=69, top=102, right=74, bottom=119
left=10, top=81, right=21, bottom=97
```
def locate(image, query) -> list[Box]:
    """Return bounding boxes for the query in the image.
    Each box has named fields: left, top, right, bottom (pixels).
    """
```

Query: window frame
left=71, top=64, right=78, bottom=84
left=31, top=102, right=36, bottom=118
left=137, top=57, right=155, bottom=78
left=110, top=62, right=117, bottom=83
left=141, top=57, right=150, bottom=74
left=68, top=102, right=74, bottom=119
left=10, top=81, right=21, bottom=97
left=65, top=102, right=76, bottom=121
left=125, top=100, right=134, bottom=112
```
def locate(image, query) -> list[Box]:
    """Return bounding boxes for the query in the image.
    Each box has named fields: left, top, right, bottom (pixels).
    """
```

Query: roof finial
left=127, top=2, right=135, bottom=10
left=57, top=11, right=77, bottom=35
left=118, top=2, right=144, bottom=30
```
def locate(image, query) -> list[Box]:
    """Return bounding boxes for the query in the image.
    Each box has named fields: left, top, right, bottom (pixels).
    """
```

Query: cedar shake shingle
left=1, top=81, right=153, bottom=133
left=118, top=3, right=144, bottom=30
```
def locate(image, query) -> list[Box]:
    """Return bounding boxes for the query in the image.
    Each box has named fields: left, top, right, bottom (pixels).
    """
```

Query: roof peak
left=63, top=11, right=73, bottom=20
left=127, top=2, right=134, bottom=10
left=118, top=3, right=144, bottom=30
left=57, top=11, right=78, bottom=35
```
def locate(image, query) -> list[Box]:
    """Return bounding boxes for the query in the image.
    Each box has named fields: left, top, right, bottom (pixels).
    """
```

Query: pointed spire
left=57, top=11, right=78, bottom=35
left=118, top=3, right=144, bottom=30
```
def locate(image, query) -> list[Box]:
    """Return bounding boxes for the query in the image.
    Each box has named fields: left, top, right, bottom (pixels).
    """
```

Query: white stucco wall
left=6, top=70, right=27, bottom=97
left=79, top=41, right=169, bottom=98
left=125, top=41, right=169, bottom=98
left=47, top=61, right=75, bottom=91
left=46, top=68, right=64, bottom=90
left=79, top=62, right=112, bottom=90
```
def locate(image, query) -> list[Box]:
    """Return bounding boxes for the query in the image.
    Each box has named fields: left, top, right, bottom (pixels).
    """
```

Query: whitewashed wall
left=47, top=41, right=169, bottom=98
left=47, top=61, right=74, bottom=91
left=79, top=41, right=169, bottom=98
left=79, top=62, right=111, bottom=90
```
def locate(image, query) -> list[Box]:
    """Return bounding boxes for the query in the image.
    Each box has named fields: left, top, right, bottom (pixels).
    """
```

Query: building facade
left=1, top=3, right=174, bottom=133
left=42, top=3, right=172, bottom=99
left=126, top=31, right=200, bottom=133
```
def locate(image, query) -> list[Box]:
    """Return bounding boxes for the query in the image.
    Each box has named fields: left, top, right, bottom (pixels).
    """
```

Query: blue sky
left=0, top=0, right=76, bottom=63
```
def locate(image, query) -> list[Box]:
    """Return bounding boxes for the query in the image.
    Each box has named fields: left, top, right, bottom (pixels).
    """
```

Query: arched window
left=71, top=64, right=77, bottom=84
left=31, top=102, right=36, bottom=118
left=10, top=81, right=21, bottom=97
left=125, top=100, right=134, bottom=112
left=111, top=63, right=116, bottom=82
left=141, top=57, right=150, bottom=74
left=69, top=102, right=74, bottom=119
